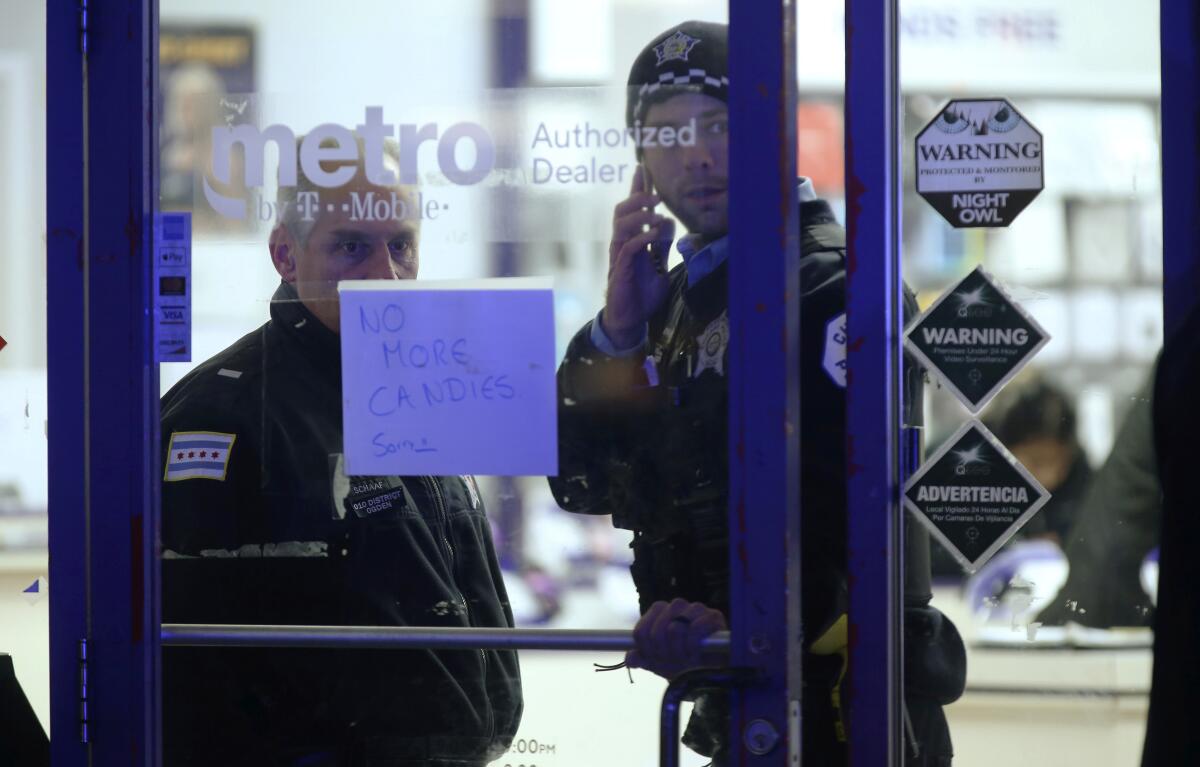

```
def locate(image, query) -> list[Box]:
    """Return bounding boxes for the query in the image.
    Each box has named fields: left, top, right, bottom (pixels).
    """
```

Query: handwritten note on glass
left=338, top=277, right=557, bottom=476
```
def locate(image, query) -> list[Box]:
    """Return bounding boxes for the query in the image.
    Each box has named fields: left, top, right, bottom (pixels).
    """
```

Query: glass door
left=43, top=1, right=1194, bottom=765
left=148, top=2, right=781, bottom=765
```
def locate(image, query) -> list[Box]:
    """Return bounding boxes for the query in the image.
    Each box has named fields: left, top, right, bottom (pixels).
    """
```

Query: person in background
left=0, top=654, right=47, bottom=767
left=984, top=375, right=1092, bottom=547
left=1036, top=368, right=1159, bottom=628
left=1142, top=305, right=1200, bottom=765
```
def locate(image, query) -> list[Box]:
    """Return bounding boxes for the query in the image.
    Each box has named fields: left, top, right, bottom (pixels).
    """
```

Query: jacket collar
left=269, top=281, right=342, bottom=371
left=683, top=196, right=841, bottom=299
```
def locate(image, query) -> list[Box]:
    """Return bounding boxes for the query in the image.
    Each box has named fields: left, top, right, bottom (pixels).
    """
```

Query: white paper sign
left=338, top=277, right=557, bottom=476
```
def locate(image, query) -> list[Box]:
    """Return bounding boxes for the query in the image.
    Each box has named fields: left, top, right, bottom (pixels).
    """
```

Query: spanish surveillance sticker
left=905, top=420, right=1050, bottom=573
left=905, top=267, right=1049, bottom=414
left=916, top=98, right=1043, bottom=228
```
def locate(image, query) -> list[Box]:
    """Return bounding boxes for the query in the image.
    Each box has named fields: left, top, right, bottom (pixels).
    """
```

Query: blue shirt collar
left=676, top=234, right=727, bottom=288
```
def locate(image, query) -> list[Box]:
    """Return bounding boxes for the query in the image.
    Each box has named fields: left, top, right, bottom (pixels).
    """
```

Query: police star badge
left=655, top=30, right=701, bottom=65
left=694, top=311, right=729, bottom=378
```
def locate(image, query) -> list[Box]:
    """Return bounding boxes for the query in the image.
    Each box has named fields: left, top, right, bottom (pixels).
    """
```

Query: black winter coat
left=160, top=282, right=522, bottom=767
left=549, top=199, right=964, bottom=765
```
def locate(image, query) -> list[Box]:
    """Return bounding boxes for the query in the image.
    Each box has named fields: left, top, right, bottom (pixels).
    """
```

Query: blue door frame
left=47, top=0, right=160, bottom=765
left=45, top=1, right=1198, bottom=765
left=842, top=2, right=904, bottom=763
left=725, top=0, right=802, bottom=760
left=1160, top=2, right=1200, bottom=336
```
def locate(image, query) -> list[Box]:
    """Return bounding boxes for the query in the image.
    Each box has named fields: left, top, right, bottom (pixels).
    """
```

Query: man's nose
left=362, top=244, right=400, bottom=280
left=681, top=140, right=714, bottom=171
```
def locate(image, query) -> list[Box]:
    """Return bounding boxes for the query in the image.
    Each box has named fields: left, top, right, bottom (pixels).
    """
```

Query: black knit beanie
left=625, top=20, right=729, bottom=130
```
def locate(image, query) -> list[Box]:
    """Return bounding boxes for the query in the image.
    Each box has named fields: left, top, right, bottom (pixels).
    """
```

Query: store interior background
left=0, top=1, right=1161, bottom=764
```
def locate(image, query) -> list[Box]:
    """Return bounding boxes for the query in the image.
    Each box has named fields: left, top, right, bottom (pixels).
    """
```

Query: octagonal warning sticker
left=905, top=266, right=1049, bottom=414
left=905, top=420, right=1050, bottom=573
left=916, top=98, right=1043, bottom=228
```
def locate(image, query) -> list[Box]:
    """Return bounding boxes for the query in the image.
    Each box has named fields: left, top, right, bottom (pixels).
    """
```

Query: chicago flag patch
left=164, top=431, right=236, bottom=481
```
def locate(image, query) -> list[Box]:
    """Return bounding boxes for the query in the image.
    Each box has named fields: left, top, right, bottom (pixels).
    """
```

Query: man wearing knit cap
left=549, top=20, right=965, bottom=766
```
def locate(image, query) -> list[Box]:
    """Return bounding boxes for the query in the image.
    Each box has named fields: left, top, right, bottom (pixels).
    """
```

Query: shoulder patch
left=823, top=313, right=848, bottom=389
left=164, top=431, right=236, bottom=482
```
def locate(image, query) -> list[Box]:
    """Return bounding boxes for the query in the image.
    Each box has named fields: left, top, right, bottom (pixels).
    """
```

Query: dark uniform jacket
left=160, top=283, right=522, bottom=767
left=550, top=198, right=964, bottom=766
left=1143, top=306, right=1200, bottom=766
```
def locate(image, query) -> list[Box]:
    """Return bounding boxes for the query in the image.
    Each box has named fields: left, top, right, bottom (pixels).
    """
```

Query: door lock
left=744, top=718, right=779, bottom=756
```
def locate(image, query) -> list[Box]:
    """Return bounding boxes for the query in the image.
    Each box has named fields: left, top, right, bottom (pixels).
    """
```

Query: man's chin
left=688, top=217, right=729, bottom=241
left=662, top=200, right=726, bottom=240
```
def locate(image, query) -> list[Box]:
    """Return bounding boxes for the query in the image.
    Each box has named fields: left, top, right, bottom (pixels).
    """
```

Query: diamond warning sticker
left=904, top=420, right=1050, bottom=573
left=905, top=266, right=1049, bottom=414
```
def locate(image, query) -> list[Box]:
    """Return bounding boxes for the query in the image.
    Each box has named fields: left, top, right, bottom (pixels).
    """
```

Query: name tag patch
left=329, top=453, right=413, bottom=520
left=164, top=431, right=236, bottom=481
left=345, top=476, right=411, bottom=519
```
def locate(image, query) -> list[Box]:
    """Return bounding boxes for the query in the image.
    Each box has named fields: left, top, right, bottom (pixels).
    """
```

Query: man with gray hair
left=160, top=137, right=522, bottom=766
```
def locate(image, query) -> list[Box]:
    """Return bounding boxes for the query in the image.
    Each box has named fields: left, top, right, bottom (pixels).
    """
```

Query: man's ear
left=269, top=224, right=297, bottom=282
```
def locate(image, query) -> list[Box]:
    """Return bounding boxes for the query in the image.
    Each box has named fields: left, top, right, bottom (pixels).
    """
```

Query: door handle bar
left=659, top=666, right=761, bottom=767
left=162, top=623, right=732, bottom=653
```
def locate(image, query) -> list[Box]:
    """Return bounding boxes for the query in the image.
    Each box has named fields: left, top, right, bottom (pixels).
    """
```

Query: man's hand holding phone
left=600, top=164, right=675, bottom=350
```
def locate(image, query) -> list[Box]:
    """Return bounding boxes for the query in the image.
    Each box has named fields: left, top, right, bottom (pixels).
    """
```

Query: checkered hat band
left=633, top=69, right=729, bottom=124
left=642, top=69, right=729, bottom=89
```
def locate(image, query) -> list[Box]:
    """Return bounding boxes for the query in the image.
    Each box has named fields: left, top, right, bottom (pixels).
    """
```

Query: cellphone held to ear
left=642, top=165, right=667, bottom=275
